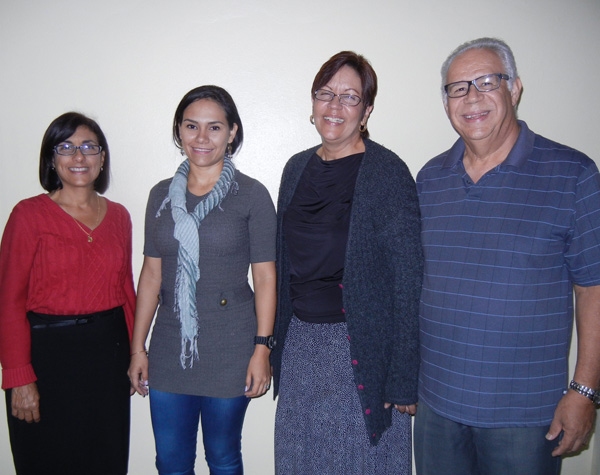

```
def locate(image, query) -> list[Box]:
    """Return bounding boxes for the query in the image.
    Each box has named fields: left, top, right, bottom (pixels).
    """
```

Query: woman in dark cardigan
left=271, top=51, right=423, bottom=474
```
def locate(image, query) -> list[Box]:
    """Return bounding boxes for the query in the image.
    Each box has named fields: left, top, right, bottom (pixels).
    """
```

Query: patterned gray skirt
left=275, top=316, right=411, bottom=474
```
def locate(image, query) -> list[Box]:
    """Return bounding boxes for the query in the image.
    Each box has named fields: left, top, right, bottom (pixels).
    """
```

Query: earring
left=359, top=123, right=367, bottom=133
left=100, top=167, right=104, bottom=171
left=225, top=144, right=233, bottom=159
left=180, top=149, right=185, bottom=156
left=310, top=115, right=315, bottom=125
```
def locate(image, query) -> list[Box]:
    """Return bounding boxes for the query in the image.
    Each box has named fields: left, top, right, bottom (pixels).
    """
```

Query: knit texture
left=272, top=139, right=423, bottom=446
left=0, top=194, right=136, bottom=389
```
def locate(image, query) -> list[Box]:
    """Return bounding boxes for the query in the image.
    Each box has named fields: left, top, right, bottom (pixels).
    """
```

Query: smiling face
left=53, top=126, right=104, bottom=191
left=312, top=65, right=373, bottom=156
left=179, top=99, right=238, bottom=171
left=444, top=48, right=522, bottom=149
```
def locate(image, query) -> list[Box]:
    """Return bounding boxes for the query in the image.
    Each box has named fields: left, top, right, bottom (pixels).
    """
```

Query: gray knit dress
left=144, top=171, right=276, bottom=398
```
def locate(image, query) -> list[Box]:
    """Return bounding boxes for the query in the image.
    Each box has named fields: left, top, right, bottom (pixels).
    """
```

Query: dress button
left=220, top=298, right=227, bottom=306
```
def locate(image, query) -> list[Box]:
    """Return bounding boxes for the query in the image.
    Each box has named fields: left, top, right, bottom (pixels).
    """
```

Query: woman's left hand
left=384, top=402, right=417, bottom=415
left=244, top=346, right=272, bottom=398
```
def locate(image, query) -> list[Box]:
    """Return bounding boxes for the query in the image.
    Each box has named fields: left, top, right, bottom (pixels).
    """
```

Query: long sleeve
left=0, top=200, right=40, bottom=388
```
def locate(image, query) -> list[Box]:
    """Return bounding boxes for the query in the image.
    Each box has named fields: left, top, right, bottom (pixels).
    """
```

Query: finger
left=137, top=378, right=149, bottom=397
left=23, top=409, right=34, bottom=423
left=545, top=419, right=562, bottom=441
left=552, top=434, right=574, bottom=457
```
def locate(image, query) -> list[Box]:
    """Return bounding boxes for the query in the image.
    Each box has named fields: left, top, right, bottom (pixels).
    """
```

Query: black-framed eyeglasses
left=54, top=144, right=103, bottom=156
left=444, top=73, right=510, bottom=98
left=314, top=89, right=362, bottom=107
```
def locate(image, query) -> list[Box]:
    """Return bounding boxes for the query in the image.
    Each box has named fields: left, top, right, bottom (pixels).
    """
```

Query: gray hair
left=441, top=37, right=518, bottom=103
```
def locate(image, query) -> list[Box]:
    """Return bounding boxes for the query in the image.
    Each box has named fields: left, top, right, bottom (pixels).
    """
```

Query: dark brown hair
left=39, top=112, right=110, bottom=193
left=311, top=51, right=378, bottom=138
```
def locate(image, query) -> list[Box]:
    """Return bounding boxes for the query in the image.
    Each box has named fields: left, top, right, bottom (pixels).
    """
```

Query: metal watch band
left=569, top=380, right=600, bottom=405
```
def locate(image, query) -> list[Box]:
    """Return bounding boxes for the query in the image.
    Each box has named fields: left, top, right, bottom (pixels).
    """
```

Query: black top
left=283, top=152, right=362, bottom=323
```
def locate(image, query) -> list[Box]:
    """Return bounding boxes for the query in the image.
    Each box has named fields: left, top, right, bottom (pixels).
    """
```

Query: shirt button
left=220, top=299, right=227, bottom=306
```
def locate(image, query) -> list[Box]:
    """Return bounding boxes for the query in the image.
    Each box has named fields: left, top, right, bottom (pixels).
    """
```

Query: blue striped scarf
left=156, top=158, right=237, bottom=369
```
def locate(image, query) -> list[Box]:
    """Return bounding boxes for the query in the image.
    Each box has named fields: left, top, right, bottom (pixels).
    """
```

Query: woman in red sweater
left=0, top=112, right=136, bottom=475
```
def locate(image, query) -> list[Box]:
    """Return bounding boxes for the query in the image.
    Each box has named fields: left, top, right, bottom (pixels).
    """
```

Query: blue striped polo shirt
left=416, top=121, right=600, bottom=427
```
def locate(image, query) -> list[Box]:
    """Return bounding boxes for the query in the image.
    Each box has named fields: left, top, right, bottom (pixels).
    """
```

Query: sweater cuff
left=2, top=364, right=37, bottom=390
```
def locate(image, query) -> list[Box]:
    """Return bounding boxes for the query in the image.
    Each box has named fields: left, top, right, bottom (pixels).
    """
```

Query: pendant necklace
left=71, top=194, right=100, bottom=243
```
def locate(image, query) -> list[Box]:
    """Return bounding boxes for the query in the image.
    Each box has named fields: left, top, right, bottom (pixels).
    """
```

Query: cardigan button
left=220, top=298, right=227, bottom=306
left=358, top=385, right=364, bottom=390
left=341, top=308, right=346, bottom=314
left=339, top=283, right=344, bottom=288
left=352, top=360, right=358, bottom=365
left=365, top=409, right=371, bottom=415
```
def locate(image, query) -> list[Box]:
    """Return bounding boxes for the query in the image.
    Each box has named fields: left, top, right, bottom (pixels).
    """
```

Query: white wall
left=1, top=1, right=599, bottom=473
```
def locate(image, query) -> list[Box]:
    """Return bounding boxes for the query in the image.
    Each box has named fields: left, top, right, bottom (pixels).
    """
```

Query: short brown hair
left=311, top=51, right=378, bottom=138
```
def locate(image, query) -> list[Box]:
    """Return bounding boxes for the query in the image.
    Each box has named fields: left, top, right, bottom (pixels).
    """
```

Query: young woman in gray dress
left=128, top=86, right=276, bottom=475
left=271, top=51, right=423, bottom=474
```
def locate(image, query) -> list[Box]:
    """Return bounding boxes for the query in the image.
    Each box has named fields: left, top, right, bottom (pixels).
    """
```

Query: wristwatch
left=254, top=335, right=274, bottom=350
left=569, top=380, right=600, bottom=405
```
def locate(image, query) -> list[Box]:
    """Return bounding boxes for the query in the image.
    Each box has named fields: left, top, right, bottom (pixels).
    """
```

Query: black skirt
left=6, top=307, right=130, bottom=475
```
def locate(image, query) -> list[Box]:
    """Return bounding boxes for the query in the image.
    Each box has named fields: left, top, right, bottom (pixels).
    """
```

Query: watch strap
left=254, top=335, right=274, bottom=349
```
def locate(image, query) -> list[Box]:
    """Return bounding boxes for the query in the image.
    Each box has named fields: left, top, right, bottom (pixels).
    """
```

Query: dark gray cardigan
left=271, top=139, right=423, bottom=446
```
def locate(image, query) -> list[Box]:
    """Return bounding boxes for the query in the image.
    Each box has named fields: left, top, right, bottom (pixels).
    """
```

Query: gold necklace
left=71, top=194, right=100, bottom=243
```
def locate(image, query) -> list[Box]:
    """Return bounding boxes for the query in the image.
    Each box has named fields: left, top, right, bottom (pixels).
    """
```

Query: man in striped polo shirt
left=414, top=37, right=600, bottom=474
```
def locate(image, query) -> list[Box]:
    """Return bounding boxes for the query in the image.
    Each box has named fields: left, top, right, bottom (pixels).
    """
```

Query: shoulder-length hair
left=39, top=112, right=110, bottom=193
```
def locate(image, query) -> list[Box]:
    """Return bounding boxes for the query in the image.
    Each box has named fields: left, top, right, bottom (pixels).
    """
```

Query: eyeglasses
left=54, top=144, right=103, bottom=156
left=444, top=73, right=510, bottom=98
left=314, top=89, right=362, bottom=107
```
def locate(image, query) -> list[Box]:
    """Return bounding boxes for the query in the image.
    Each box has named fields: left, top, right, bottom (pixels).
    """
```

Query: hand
left=244, top=347, right=271, bottom=398
left=546, top=390, right=596, bottom=456
left=127, top=352, right=149, bottom=397
left=11, top=382, right=41, bottom=423
left=384, top=402, right=417, bottom=415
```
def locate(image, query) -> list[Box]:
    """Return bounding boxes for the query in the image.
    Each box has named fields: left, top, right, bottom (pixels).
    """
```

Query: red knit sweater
left=0, top=194, right=136, bottom=389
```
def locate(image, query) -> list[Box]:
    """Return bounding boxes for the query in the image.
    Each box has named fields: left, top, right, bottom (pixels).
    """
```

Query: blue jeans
left=149, top=389, right=250, bottom=475
left=414, top=402, right=561, bottom=475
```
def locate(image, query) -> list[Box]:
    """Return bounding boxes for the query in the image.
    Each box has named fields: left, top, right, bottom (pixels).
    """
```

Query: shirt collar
left=442, top=120, right=535, bottom=170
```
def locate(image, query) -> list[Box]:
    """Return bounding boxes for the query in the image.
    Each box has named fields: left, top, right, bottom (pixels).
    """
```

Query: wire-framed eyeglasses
left=314, top=89, right=362, bottom=107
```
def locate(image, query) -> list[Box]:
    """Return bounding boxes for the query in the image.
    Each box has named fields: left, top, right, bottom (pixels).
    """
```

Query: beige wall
left=1, top=1, right=599, bottom=473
